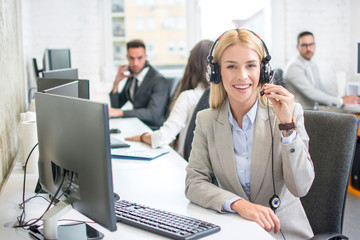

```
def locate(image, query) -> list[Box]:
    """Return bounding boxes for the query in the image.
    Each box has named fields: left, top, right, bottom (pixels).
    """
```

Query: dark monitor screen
left=42, top=68, right=78, bottom=79
left=37, top=77, right=90, bottom=99
left=35, top=92, right=117, bottom=238
left=44, top=48, right=71, bottom=71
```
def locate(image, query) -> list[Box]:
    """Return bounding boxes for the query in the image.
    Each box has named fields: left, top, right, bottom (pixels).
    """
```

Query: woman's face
left=220, top=43, right=261, bottom=110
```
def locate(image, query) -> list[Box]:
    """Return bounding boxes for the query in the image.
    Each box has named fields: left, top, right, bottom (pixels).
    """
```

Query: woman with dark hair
left=126, top=39, right=213, bottom=157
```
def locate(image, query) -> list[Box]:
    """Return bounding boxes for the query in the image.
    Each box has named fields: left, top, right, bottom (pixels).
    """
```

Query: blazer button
left=290, top=148, right=295, bottom=153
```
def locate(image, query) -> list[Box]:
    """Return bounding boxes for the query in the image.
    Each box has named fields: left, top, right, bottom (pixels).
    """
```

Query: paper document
left=111, top=148, right=170, bottom=161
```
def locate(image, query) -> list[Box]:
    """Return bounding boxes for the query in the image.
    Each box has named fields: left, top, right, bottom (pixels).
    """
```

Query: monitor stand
left=29, top=201, right=104, bottom=240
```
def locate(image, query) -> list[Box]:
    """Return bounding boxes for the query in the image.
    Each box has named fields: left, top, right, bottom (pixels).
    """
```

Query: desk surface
left=0, top=118, right=274, bottom=239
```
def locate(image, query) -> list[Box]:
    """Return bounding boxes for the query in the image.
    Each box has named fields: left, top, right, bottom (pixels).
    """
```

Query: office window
left=146, top=0, right=155, bottom=9
left=176, top=0, right=185, bottom=5
left=136, top=17, right=144, bottom=31
left=178, top=41, right=186, bottom=57
left=146, top=16, right=154, bottom=31
left=112, top=0, right=124, bottom=12
left=113, top=18, right=125, bottom=37
left=165, top=0, right=175, bottom=5
left=135, top=0, right=144, bottom=6
left=176, top=16, right=185, bottom=29
left=168, top=41, right=175, bottom=54
left=147, top=41, right=155, bottom=59
left=162, top=17, right=174, bottom=30
left=113, top=43, right=122, bottom=61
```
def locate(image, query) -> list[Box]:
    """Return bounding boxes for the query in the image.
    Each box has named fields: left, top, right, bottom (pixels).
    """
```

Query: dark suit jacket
left=110, top=65, right=169, bottom=129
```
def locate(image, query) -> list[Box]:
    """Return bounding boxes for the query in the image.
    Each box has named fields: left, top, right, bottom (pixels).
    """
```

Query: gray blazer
left=185, top=100, right=315, bottom=240
left=283, top=54, right=341, bottom=110
left=110, top=65, right=170, bottom=129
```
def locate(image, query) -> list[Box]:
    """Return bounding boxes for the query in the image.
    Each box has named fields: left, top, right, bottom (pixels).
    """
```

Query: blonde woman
left=185, top=29, right=315, bottom=239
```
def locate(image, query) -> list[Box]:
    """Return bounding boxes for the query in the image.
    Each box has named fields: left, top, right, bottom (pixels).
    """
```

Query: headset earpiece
left=206, top=61, right=221, bottom=84
left=260, top=61, right=273, bottom=84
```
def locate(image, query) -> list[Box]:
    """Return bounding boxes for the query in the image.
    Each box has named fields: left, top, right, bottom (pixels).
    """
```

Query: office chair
left=272, top=68, right=284, bottom=86
left=301, top=110, right=359, bottom=240
left=183, top=88, right=210, bottom=161
left=164, top=77, right=181, bottom=118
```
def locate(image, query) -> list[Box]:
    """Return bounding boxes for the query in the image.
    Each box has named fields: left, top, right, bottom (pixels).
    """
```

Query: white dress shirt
left=151, top=85, right=206, bottom=156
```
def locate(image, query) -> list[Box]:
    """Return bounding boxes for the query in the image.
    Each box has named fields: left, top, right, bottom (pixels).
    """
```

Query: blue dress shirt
left=223, top=100, right=296, bottom=212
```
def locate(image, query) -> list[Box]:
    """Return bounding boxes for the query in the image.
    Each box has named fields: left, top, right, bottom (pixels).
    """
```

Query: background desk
left=0, top=118, right=274, bottom=239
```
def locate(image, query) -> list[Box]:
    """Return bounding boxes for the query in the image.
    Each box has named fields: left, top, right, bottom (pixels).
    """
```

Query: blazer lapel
left=213, top=101, right=248, bottom=199
left=250, top=104, right=275, bottom=202
left=133, top=67, right=154, bottom=99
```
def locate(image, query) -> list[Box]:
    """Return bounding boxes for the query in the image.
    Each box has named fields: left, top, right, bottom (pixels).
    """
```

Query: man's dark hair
left=127, top=39, right=146, bottom=50
left=297, top=31, right=314, bottom=45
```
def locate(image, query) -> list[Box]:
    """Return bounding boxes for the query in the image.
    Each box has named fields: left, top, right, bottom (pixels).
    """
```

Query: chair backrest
left=272, top=68, right=284, bottom=86
left=301, top=110, right=359, bottom=235
left=164, top=77, right=181, bottom=118
left=183, top=88, right=210, bottom=161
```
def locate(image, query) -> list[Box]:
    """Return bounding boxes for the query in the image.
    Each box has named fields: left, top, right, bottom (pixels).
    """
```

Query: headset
left=206, top=29, right=274, bottom=89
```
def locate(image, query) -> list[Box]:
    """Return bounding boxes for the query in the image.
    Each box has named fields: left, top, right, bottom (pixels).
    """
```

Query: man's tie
left=129, top=77, right=138, bottom=101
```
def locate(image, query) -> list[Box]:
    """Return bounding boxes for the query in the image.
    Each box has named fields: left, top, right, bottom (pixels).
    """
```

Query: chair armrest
left=310, top=232, right=348, bottom=240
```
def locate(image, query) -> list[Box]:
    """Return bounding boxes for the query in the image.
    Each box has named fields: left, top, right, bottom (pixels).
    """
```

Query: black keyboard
left=115, top=200, right=221, bottom=240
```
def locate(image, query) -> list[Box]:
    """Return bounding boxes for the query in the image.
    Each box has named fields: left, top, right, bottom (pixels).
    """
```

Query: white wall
left=22, top=0, right=113, bottom=103
left=272, top=0, right=360, bottom=95
left=0, top=0, right=26, bottom=189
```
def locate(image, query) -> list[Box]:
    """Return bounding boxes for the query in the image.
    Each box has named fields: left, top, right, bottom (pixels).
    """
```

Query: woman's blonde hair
left=209, top=29, right=268, bottom=108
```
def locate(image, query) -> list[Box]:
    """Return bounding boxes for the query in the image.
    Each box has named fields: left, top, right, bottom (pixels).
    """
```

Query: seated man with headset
left=185, top=29, right=315, bottom=240
left=109, top=39, right=169, bottom=129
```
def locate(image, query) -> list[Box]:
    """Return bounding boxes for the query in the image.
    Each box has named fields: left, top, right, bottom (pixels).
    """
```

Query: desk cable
left=15, top=142, right=66, bottom=230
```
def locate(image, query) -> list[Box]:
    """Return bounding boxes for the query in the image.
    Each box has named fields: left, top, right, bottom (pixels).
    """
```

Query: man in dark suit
left=109, top=39, right=169, bottom=129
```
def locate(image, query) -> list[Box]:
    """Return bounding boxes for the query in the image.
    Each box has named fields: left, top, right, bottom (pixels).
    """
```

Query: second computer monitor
left=37, top=78, right=89, bottom=99
left=42, top=68, right=78, bottom=79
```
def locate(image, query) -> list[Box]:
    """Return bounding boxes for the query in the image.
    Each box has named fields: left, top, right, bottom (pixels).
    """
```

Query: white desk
left=0, top=118, right=274, bottom=239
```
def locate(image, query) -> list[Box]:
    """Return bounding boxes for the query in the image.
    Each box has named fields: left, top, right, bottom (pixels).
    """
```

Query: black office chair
left=183, top=88, right=210, bottom=161
left=301, top=110, right=359, bottom=240
left=272, top=68, right=284, bottom=86
left=164, top=77, right=181, bottom=118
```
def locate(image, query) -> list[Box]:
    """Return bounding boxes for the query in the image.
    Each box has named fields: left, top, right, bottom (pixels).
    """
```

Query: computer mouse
left=114, top=192, right=120, bottom=201
left=110, top=128, right=121, bottom=134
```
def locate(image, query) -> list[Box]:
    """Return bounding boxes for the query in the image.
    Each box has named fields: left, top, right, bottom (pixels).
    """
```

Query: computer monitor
left=42, top=81, right=79, bottom=98
left=43, top=68, right=78, bottom=79
left=37, top=77, right=90, bottom=99
left=43, top=48, right=71, bottom=71
left=35, top=92, right=117, bottom=239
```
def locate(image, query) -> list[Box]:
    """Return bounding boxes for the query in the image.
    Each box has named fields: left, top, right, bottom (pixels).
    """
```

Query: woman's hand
left=262, top=84, right=294, bottom=124
left=231, top=199, right=280, bottom=234
left=125, top=133, right=151, bottom=145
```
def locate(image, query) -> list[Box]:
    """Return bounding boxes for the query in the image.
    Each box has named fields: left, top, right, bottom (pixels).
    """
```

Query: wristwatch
left=279, top=117, right=296, bottom=131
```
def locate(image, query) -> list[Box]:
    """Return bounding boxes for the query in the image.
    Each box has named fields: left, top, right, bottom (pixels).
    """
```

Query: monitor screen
left=37, top=77, right=90, bottom=99
left=35, top=92, right=117, bottom=238
left=42, top=68, right=78, bottom=79
left=43, top=48, right=71, bottom=71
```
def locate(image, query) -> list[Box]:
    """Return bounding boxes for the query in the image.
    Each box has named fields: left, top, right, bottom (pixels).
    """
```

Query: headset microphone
left=269, top=194, right=281, bottom=211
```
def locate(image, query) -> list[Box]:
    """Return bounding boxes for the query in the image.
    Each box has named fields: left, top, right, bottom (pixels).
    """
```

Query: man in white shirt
left=284, top=31, right=359, bottom=110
